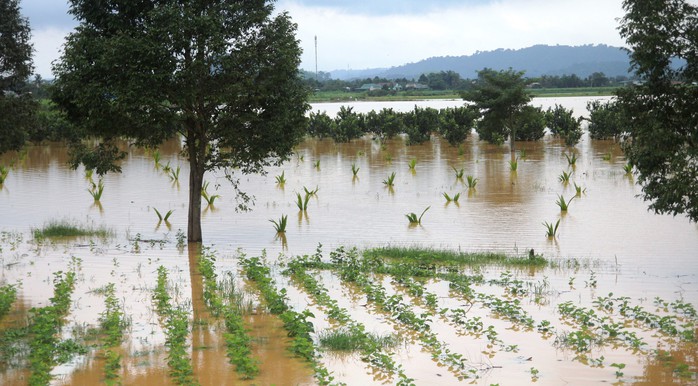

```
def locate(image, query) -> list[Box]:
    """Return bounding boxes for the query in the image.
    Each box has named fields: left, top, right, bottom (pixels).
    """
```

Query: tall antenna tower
left=314, top=35, right=318, bottom=81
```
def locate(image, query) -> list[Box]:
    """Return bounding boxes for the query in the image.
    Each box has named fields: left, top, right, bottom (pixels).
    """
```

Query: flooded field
left=0, top=97, right=696, bottom=385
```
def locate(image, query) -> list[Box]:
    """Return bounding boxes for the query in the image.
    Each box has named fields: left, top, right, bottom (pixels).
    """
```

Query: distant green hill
left=329, top=44, right=631, bottom=80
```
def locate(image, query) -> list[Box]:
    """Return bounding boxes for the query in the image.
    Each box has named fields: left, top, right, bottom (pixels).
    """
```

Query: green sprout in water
left=153, top=208, right=174, bottom=223
left=406, top=206, right=430, bottom=225
left=383, top=171, right=396, bottom=187
left=275, top=171, right=286, bottom=184
left=351, top=163, right=359, bottom=177
left=610, top=362, right=625, bottom=378
left=573, top=182, right=586, bottom=196
left=303, top=186, right=319, bottom=196
left=466, top=175, right=478, bottom=189
left=559, top=170, right=573, bottom=184
left=295, top=192, right=310, bottom=211
left=314, top=160, right=321, bottom=169
left=201, top=181, right=220, bottom=205
left=408, top=158, right=417, bottom=171
left=543, top=219, right=560, bottom=238
left=443, top=192, right=461, bottom=203
left=168, top=165, right=180, bottom=182
left=556, top=194, right=575, bottom=212
left=509, top=158, right=519, bottom=171
left=623, top=163, right=633, bottom=175
left=452, top=166, right=464, bottom=179
left=269, top=215, right=288, bottom=233
left=88, top=179, right=105, bottom=201
left=565, top=152, right=578, bottom=166
left=152, top=149, right=161, bottom=165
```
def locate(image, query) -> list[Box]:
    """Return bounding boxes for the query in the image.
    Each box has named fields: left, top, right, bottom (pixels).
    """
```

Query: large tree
left=460, top=68, right=531, bottom=153
left=52, top=0, right=310, bottom=242
left=616, top=0, right=698, bottom=221
left=0, top=0, right=36, bottom=155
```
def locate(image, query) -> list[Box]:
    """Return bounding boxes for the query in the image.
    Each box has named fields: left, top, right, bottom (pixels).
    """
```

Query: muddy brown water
left=0, top=97, right=696, bottom=385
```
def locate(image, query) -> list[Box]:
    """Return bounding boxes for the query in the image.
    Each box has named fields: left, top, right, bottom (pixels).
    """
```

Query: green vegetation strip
left=283, top=250, right=414, bottom=385
left=32, top=219, right=113, bottom=239
left=98, top=283, right=126, bottom=386
left=197, top=248, right=259, bottom=380
left=240, top=254, right=343, bottom=386
left=0, top=284, right=17, bottom=320
left=152, top=266, right=199, bottom=386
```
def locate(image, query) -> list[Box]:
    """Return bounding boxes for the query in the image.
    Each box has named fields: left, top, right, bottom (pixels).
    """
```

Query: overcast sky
left=19, top=0, right=629, bottom=78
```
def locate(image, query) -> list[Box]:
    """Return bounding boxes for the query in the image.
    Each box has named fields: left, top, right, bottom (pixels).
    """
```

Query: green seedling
left=543, top=219, right=560, bottom=238
left=295, top=192, right=310, bottom=211
left=161, top=161, right=171, bottom=173
left=408, top=158, right=417, bottom=170
left=275, top=171, right=286, bottom=184
left=556, top=194, right=574, bottom=212
left=623, top=163, right=633, bottom=174
left=559, top=170, right=573, bottom=183
left=573, top=182, right=586, bottom=196
left=509, top=158, right=519, bottom=171
left=383, top=171, right=396, bottom=187
left=610, top=362, right=625, bottom=378
left=442, top=192, right=461, bottom=203
left=84, top=168, right=93, bottom=180
left=152, top=149, right=161, bottom=165
left=314, top=160, right=321, bottom=169
left=351, top=163, right=359, bottom=176
left=452, top=166, right=464, bottom=179
left=602, top=152, right=612, bottom=161
left=168, top=165, right=180, bottom=182
left=406, top=206, right=430, bottom=224
left=88, top=179, right=105, bottom=201
left=466, top=175, right=478, bottom=189
left=270, top=215, right=288, bottom=233
left=303, top=186, right=319, bottom=196
left=565, top=152, right=578, bottom=165
left=201, top=181, right=220, bottom=205
left=154, top=208, right=174, bottom=222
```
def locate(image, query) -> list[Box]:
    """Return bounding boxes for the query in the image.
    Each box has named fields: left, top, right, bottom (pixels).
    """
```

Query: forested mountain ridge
left=329, top=44, right=630, bottom=80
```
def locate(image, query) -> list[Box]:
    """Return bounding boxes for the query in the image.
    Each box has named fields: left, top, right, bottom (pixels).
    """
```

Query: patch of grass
left=363, top=247, right=549, bottom=267
left=0, top=284, right=17, bottom=320
left=33, top=219, right=113, bottom=239
left=318, top=328, right=399, bottom=351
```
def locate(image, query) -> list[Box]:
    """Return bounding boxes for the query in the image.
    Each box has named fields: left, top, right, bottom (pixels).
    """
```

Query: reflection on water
left=1, top=97, right=697, bottom=384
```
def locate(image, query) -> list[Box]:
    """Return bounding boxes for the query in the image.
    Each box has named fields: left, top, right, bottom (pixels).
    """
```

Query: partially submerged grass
left=543, top=219, right=561, bottom=238
left=351, top=163, right=360, bottom=176
left=556, top=194, right=575, bottom=212
left=406, top=206, right=430, bottom=224
left=363, top=246, right=548, bottom=267
left=466, top=175, right=478, bottom=189
left=88, top=179, right=105, bottom=201
left=270, top=215, right=288, bottom=233
left=33, top=219, right=113, bottom=239
left=318, top=329, right=399, bottom=352
left=383, top=171, right=396, bottom=187
left=452, top=166, right=464, bottom=179
left=408, top=158, right=417, bottom=171
left=442, top=192, right=461, bottom=203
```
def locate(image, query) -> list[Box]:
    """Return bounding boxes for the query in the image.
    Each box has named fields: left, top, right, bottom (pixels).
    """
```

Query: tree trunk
left=187, top=153, right=204, bottom=243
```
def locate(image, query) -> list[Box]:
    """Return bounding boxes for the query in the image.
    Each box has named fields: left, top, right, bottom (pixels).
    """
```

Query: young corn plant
left=275, top=171, right=286, bottom=184
left=408, top=158, right=417, bottom=171
left=88, top=179, right=105, bottom=201
left=270, top=215, right=288, bottom=233
left=623, top=163, right=633, bottom=174
left=295, top=192, right=310, bottom=211
left=303, top=186, right=319, bottom=196
left=442, top=192, right=461, bottom=203
left=161, top=161, right=172, bottom=173
left=555, top=194, right=575, bottom=212
left=168, top=165, right=180, bottom=182
left=543, top=219, right=560, bottom=238
left=383, top=172, right=396, bottom=187
left=452, top=166, right=464, bottom=179
left=314, top=160, right=321, bottom=170
left=558, top=170, right=572, bottom=184
left=565, top=152, right=578, bottom=166
left=509, top=158, right=519, bottom=171
left=573, top=182, right=586, bottom=196
left=406, top=206, right=430, bottom=225
left=351, top=163, right=360, bottom=177
left=466, top=175, right=478, bottom=189
left=154, top=208, right=174, bottom=223
left=201, top=181, right=220, bottom=205
left=152, top=149, right=161, bottom=166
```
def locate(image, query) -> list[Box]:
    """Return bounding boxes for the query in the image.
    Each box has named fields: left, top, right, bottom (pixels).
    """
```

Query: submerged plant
left=295, top=192, right=310, bottom=211
left=623, top=163, right=633, bottom=174
left=88, top=179, right=105, bottom=201
left=275, top=171, right=286, bottom=184
left=408, top=158, right=417, bottom=171
left=303, top=186, right=319, bottom=196
left=466, top=175, right=478, bottom=189
left=168, top=165, right=180, bottom=182
left=270, top=215, right=288, bottom=233
left=555, top=194, right=575, bottom=212
left=573, top=182, right=586, bottom=196
left=509, top=158, right=519, bottom=171
left=351, top=163, right=360, bottom=177
left=154, top=208, right=174, bottom=223
left=565, top=152, right=578, bottom=166
left=383, top=172, right=396, bottom=187
left=543, top=219, right=560, bottom=238
left=314, top=160, right=321, bottom=169
left=558, top=170, right=573, bottom=184
left=442, top=192, right=461, bottom=203
left=452, top=166, right=464, bottom=179
left=201, top=181, right=220, bottom=205
left=602, top=152, right=612, bottom=161
left=152, top=149, right=161, bottom=165
left=406, top=206, right=430, bottom=224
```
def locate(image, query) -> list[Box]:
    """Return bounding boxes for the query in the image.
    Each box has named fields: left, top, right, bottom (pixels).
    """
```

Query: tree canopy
left=0, top=0, right=37, bottom=155
left=52, top=0, right=310, bottom=241
left=616, top=0, right=698, bottom=221
left=460, top=68, right=531, bottom=151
